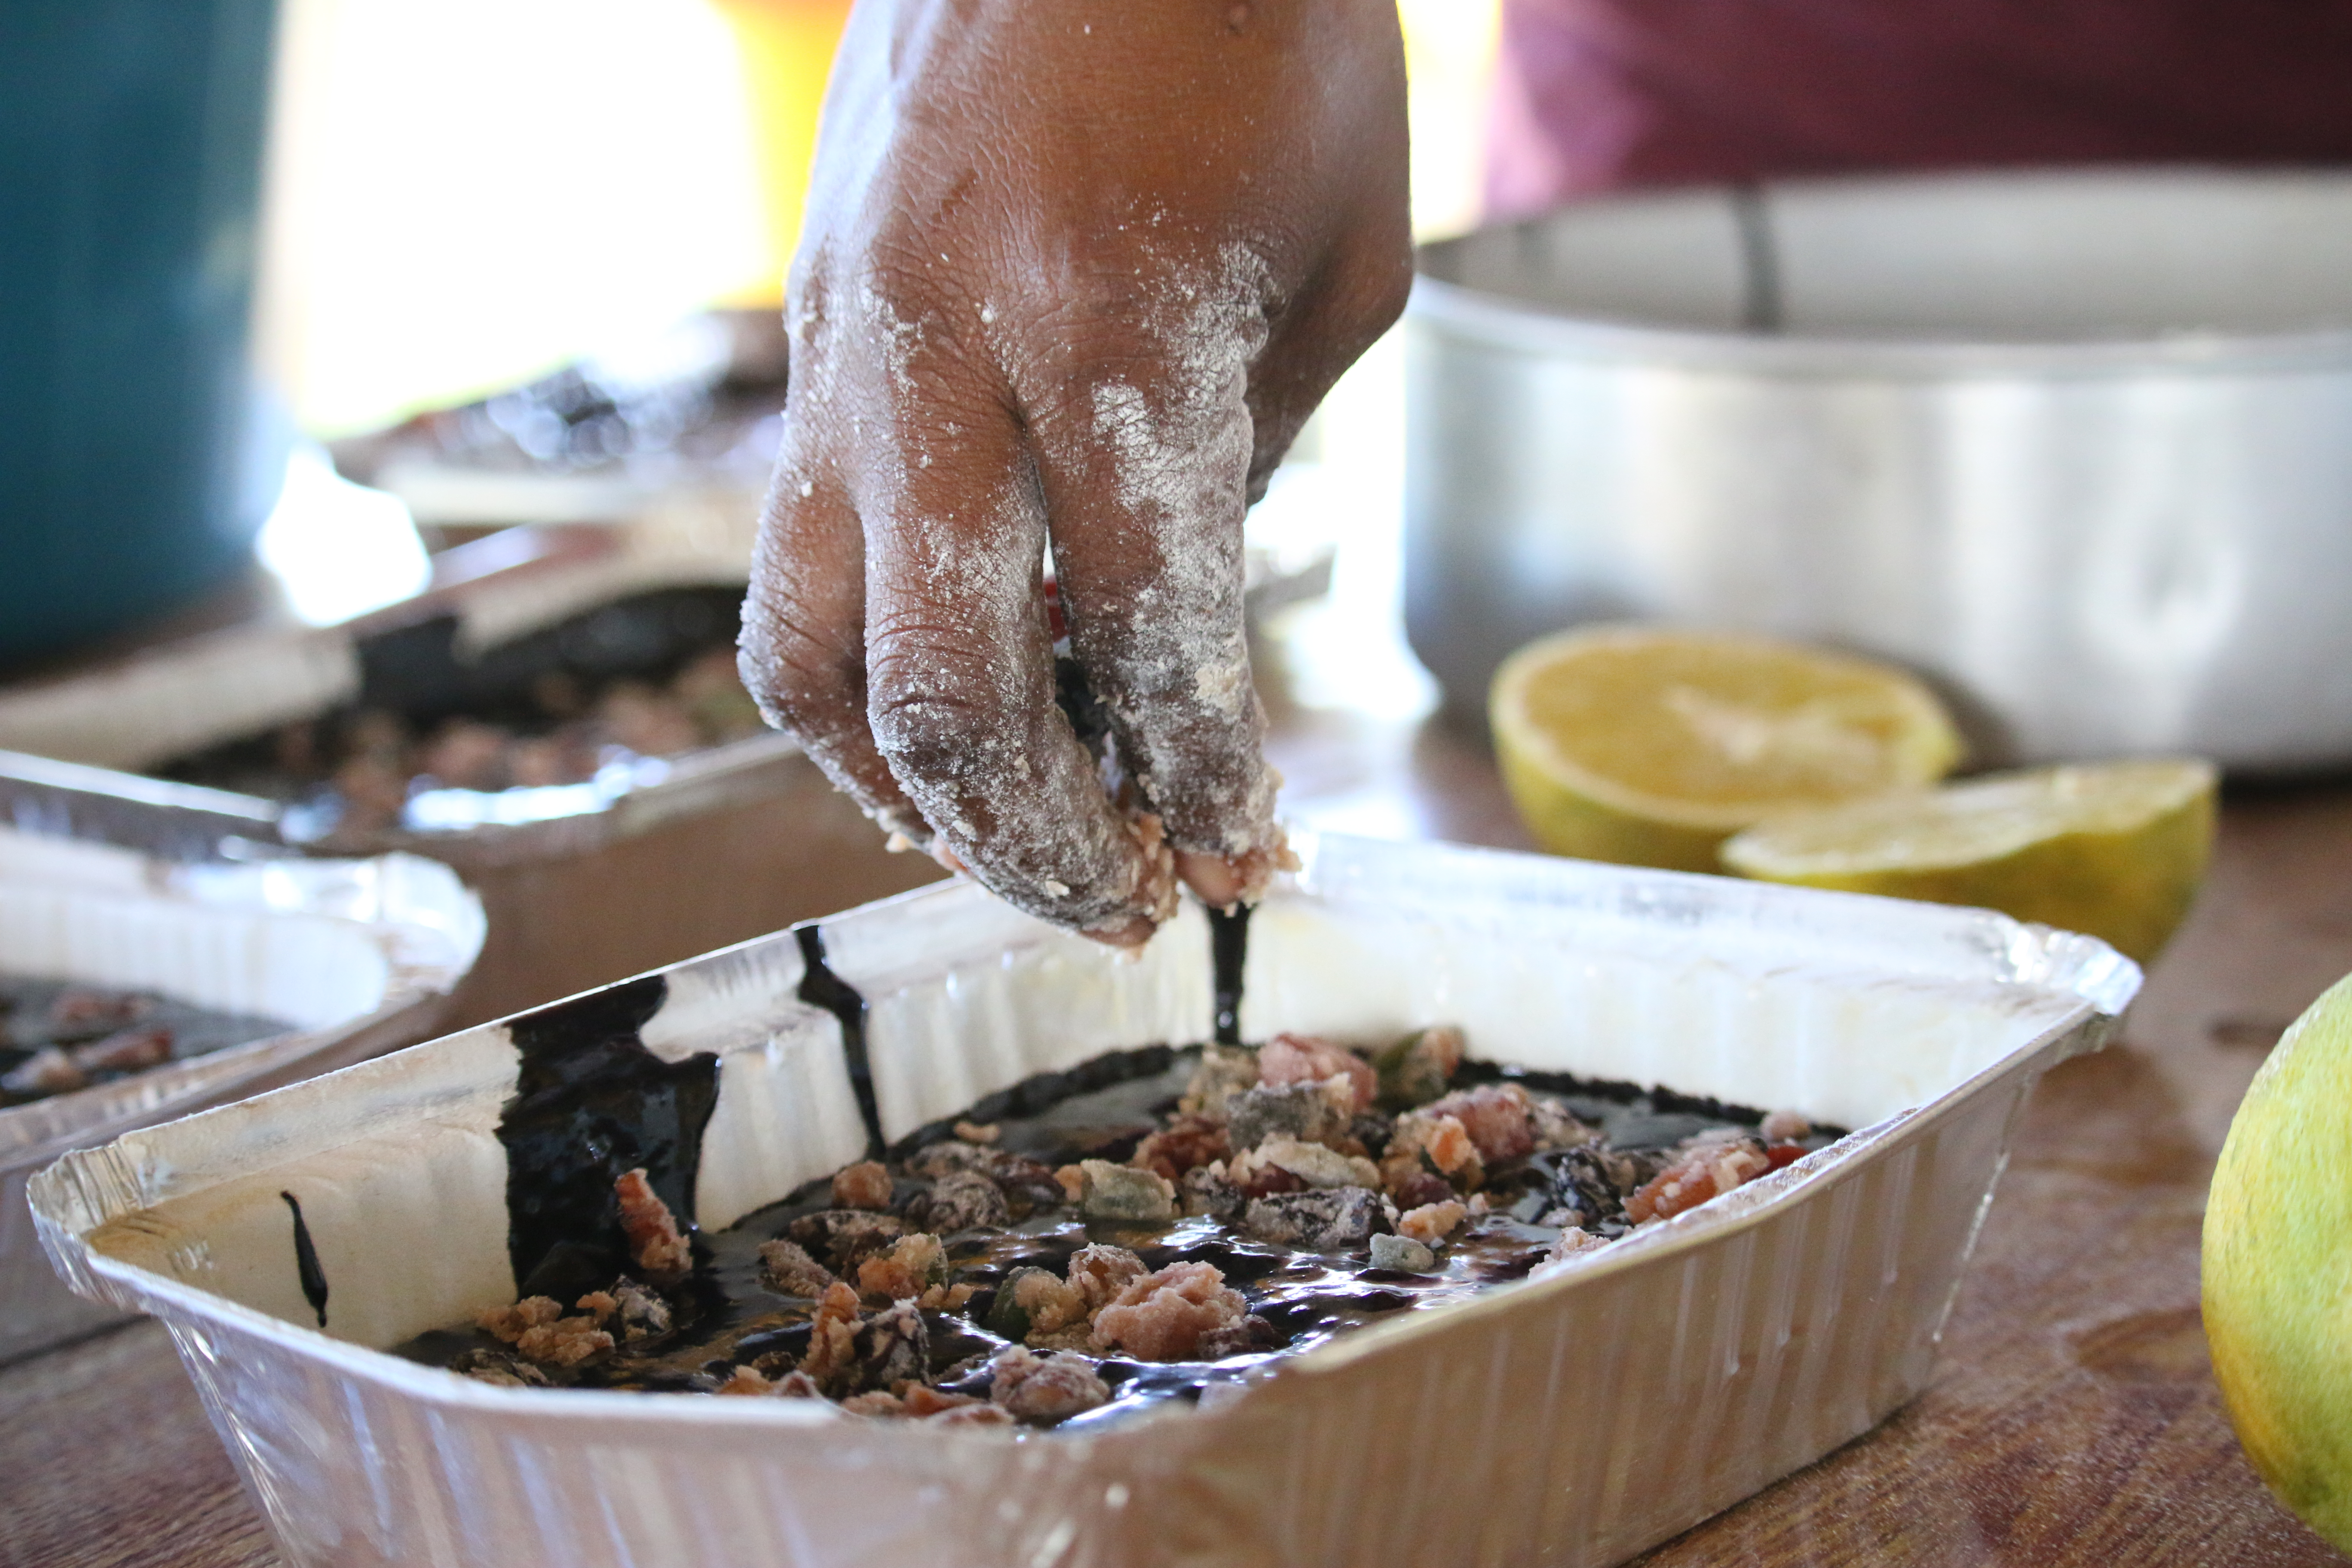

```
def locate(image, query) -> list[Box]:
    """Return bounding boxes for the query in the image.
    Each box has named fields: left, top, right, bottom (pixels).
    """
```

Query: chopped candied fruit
left=1384, top=1111, right=1484, bottom=1200
left=1423, top=1084, right=1537, bottom=1166
left=614, top=1168, right=692, bottom=1281
left=717, top=1366, right=778, bottom=1396
left=1067, top=1244, right=1149, bottom=1314
left=1131, top=1114, right=1231, bottom=1182
left=1534, top=1227, right=1610, bottom=1276
left=909, top=1170, right=1009, bottom=1233
left=1092, top=1262, right=1247, bottom=1361
left=1011, top=1268, right=1088, bottom=1338
left=515, top=1315, right=614, bottom=1367
left=1234, top=1135, right=1381, bottom=1192
left=990, top=1346, right=1112, bottom=1424
left=901, top=1384, right=983, bottom=1418
left=477, top=1296, right=564, bottom=1343
left=831, top=1161, right=895, bottom=1212
left=787, top=1209, right=904, bottom=1271
left=1368, top=1234, right=1436, bottom=1273
left=1396, top=1199, right=1467, bottom=1245
left=1224, top=1081, right=1352, bottom=1155
left=1258, top=1034, right=1377, bottom=1113
left=1076, top=1160, right=1176, bottom=1222
left=1371, top=1025, right=1465, bottom=1110
left=1241, top=1188, right=1389, bottom=1253
left=857, top=1232, right=948, bottom=1301
left=932, top=1402, right=1017, bottom=1427
left=799, top=1281, right=864, bottom=1394
left=1626, top=1133, right=1772, bottom=1224
left=758, top=1238, right=837, bottom=1298
left=1178, top=1045, right=1262, bottom=1122
left=1180, top=1164, right=1243, bottom=1220
left=841, top=1390, right=906, bottom=1418
left=907, top=1140, right=994, bottom=1179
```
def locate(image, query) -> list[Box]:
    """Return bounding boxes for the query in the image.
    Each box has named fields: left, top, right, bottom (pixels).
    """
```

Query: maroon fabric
left=1487, top=0, right=2352, bottom=217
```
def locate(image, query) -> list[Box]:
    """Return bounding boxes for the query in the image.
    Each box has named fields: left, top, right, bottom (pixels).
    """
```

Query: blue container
left=0, top=0, right=280, bottom=667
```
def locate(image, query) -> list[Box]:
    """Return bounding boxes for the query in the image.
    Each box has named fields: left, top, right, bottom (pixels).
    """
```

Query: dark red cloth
left=1487, top=0, right=2352, bottom=217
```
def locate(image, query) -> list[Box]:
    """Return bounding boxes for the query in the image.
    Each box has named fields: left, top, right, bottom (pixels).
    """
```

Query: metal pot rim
left=1408, top=273, right=2352, bottom=380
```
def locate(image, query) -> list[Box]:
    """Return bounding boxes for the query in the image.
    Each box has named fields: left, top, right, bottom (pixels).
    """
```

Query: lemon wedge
left=1721, top=758, right=2217, bottom=961
left=1490, top=625, right=1964, bottom=872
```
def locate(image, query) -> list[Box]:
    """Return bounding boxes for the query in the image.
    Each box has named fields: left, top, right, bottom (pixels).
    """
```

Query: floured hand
left=738, top=0, right=1410, bottom=944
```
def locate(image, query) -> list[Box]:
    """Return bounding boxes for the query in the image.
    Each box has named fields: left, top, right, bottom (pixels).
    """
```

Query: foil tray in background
left=0, top=824, right=483, bottom=1362
left=0, top=509, right=945, bottom=1026
left=32, top=834, right=2136, bottom=1566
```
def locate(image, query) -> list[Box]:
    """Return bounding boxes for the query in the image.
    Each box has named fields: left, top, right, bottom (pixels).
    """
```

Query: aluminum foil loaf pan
left=30, top=834, right=2136, bottom=1566
left=0, top=514, right=943, bottom=1024
left=0, top=825, right=484, bottom=1360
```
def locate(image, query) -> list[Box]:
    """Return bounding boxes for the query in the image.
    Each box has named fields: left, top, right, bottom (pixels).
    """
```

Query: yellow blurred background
left=257, top=0, right=1499, bottom=437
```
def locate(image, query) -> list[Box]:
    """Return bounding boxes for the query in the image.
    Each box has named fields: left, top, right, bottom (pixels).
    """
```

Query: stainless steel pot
left=1405, top=168, right=2352, bottom=769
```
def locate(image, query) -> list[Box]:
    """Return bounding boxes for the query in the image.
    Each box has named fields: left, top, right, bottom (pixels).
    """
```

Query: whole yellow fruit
left=2205, top=970, right=2352, bottom=1549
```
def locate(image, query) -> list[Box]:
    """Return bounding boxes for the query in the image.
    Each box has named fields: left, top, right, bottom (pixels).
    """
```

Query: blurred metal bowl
left=1405, top=168, right=2352, bottom=769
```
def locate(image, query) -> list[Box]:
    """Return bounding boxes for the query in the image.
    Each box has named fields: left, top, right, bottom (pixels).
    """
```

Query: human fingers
left=738, top=425, right=933, bottom=851
left=850, top=338, right=1175, bottom=944
left=1023, top=254, right=1287, bottom=910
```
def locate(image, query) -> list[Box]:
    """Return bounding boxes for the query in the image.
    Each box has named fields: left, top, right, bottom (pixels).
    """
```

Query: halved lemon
left=1490, top=625, right=1964, bottom=873
left=1720, top=758, right=2217, bottom=961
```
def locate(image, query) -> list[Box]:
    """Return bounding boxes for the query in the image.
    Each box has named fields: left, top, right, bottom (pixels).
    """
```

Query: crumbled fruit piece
left=1076, top=1160, right=1176, bottom=1222
left=516, top=1315, right=614, bottom=1367
left=1396, top=1200, right=1467, bottom=1245
left=1233, top=1136, right=1379, bottom=1191
left=1131, top=1114, right=1231, bottom=1182
left=1178, top=1045, right=1262, bottom=1121
left=989, top=1347, right=1111, bottom=1424
left=1369, top=1234, right=1437, bottom=1272
left=1011, top=1269, right=1088, bottom=1339
left=799, top=1281, right=864, bottom=1394
left=787, top=1209, right=905, bottom=1271
left=615, top=1168, right=692, bottom=1281
left=1423, top=1085, right=1537, bottom=1166
left=831, top=1161, right=895, bottom=1212
left=908, top=1170, right=1010, bottom=1233
left=1194, top=1314, right=1281, bottom=1360
left=1225, top=1083, right=1353, bottom=1155
left=478, top=1296, right=564, bottom=1344
left=1067, top=1244, right=1150, bottom=1315
left=1259, top=1034, right=1377, bottom=1113
left=1241, top=1187, right=1390, bottom=1253
left=1626, top=1132, right=1772, bottom=1223
left=857, top=1232, right=948, bottom=1301
left=1092, top=1261, right=1248, bottom=1361
left=757, top=1238, right=836, bottom=1298
left=1372, top=1026, right=1466, bottom=1111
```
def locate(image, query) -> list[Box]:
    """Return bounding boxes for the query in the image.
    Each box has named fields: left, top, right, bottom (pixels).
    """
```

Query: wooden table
left=5, top=701, right=2350, bottom=1568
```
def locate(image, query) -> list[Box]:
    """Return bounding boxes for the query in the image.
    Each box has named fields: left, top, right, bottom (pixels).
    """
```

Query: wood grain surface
left=3, top=709, right=2349, bottom=1568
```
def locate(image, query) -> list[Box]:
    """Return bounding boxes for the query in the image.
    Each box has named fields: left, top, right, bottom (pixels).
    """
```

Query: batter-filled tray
left=32, top=834, right=2135, bottom=1568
